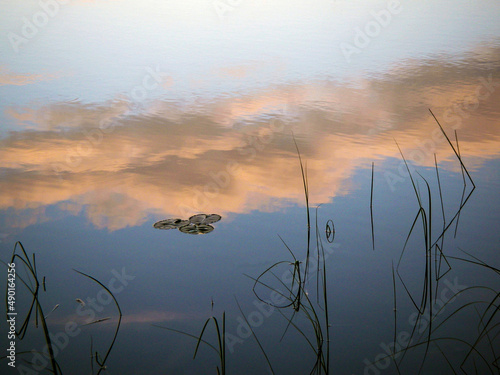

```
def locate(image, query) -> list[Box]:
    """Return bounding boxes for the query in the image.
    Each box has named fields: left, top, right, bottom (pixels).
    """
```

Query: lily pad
left=189, top=214, right=207, bottom=225
left=153, top=218, right=189, bottom=230
left=203, top=214, right=222, bottom=224
left=154, top=214, right=221, bottom=234
left=189, top=213, right=222, bottom=225
left=179, top=224, right=214, bottom=235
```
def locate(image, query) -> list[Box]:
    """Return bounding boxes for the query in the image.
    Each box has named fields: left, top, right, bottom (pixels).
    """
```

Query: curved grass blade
left=73, top=269, right=122, bottom=375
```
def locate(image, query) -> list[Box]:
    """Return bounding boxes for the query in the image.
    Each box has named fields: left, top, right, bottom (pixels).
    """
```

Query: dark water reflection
left=1, top=1, right=500, bottom=374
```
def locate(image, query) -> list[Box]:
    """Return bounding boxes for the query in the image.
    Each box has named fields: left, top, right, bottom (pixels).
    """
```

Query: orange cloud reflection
left=1, top=54, right=499, bottom=233
left=0, top=66, right=57, bottom=86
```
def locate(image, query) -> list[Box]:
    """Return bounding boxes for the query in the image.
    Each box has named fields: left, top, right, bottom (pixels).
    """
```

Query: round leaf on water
left=153, top=218, right=189, bottom=230
left=179, top=224, right=214, bottom=235
left=203, top=214, right=221, bottom=224
left=188, top=214, right=207, bottom=225
left=196, top=224, right=214, bottom=234
left=188, top=213, right=221, bottom=225
left=154, top=214, right=220, bottom=234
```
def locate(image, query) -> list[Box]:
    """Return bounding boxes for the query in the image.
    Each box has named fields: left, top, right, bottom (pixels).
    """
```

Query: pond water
left=1, top=1, right=499, bottom=374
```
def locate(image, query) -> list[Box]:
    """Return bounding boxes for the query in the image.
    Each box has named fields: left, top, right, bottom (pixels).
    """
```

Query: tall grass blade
left=370, top=162, right=375, bottom=251
left=7, top=242, right=60, bottom=374
left=73, top=269, right=122, bottom=375
left=234, top=298, right=275, bottom=374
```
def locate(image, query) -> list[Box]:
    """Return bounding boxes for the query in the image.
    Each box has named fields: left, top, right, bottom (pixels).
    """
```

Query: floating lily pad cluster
left=153, top=214, right=222, bottom=235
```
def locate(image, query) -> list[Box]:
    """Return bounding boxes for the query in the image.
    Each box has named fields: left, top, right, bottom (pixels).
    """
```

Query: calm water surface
left=1, top=1, right=499, bottom=374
